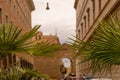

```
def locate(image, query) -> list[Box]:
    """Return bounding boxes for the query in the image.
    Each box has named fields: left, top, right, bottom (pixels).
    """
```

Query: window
left=13, top=55, right=16, bottom=66
left=0, top=8, right=2, bottom=24
left=8, top=54, right=12, bottom=65
left=11, top=21, right=13, bottom=24
left=78, top=30, right=80, bottom=38
left=81, top=23, right=83, bottom=39
left=6, top=15, right=8, bottom=23
left=20, top=58, right=23, bottom=68
left=87, top=8, right=90, bottom=28
left=99, top=0, right=101, bottom=11
left=91, top=0, right=95, bottom=21
left=36, top=35, right=41, bottom=40
left=17, top=11, right=19, bottom=18
left=14, top=5, right=16, bottom=17
left=84, top=16, right=86, bottom=34
left=2, top=57, right=7, bottom=69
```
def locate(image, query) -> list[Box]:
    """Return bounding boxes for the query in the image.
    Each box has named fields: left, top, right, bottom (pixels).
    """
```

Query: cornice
left=74, top=0, right=79, bottom=9
left=27, top=0, right=35, bottom=11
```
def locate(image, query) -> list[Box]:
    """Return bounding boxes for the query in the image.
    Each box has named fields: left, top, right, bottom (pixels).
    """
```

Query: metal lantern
left=46, top=2, right=50, bottom=10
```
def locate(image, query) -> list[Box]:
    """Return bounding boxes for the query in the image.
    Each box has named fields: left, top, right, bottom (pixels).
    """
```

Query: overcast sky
left=32, top=0, right=76, bottom=44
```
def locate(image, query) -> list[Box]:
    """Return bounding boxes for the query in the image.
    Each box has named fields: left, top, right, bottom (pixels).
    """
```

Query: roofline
left=29, top=0, right=35, bottom=11
left=74, top=0, right=78, bottom=9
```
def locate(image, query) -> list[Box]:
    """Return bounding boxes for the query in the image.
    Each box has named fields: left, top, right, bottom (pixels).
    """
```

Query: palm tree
left=0, top=67, right=50, bottom=80
left=0, top=24, right=60, bottom=60
left=0, top=24, right=39, bottom=59
left=0, top=24, right=60, bottom=80
left=70, top=16, right=120, bottom=75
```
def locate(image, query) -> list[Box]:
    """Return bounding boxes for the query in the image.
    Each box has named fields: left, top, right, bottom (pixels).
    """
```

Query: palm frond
left=0, top=67, right=50, bottom=80
left=31, top=41, right=60, bottom=56
left=0, top=24, right=40, bottom=60
left=70, top=16, right=120, bottom=75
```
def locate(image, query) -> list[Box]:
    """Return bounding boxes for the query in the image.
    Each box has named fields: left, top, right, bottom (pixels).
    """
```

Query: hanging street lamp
left=46, top=2, right=50, bottom=10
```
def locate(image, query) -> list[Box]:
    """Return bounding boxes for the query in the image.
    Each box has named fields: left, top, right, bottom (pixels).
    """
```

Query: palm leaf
left=0, top=24, right=40, bottom=60
left=30, top=41, right=60, bottom=56
left=70, top=16, right=120, bottom=75
left=0, top=67, right=50, bottom=80
left=0, top=24, right=60, bottom=60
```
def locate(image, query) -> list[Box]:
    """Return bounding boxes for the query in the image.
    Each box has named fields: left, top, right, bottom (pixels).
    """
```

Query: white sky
left=32, top=0, right=76, bottom=44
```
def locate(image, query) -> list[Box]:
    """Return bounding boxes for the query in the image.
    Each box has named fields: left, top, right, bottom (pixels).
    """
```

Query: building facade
left=74, top=0, right=120, bottom=80
left=0, top=0, right=35, bottom=69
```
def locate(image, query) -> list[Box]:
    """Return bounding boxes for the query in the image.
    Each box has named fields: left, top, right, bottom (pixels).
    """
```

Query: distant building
left=41, top=35, right=60, bottom=44
left=74, top=0, right=120, bottom=79
left=34, top=32, right=60, bottom=44
left=0, top=0, right=35, bottom=69
left=33, top=32, right=75, bottom=80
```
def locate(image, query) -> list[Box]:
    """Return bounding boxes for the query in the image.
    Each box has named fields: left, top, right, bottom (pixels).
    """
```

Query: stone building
left=34, top=31, right=60, bottom=44
left=0, top=0, right=35, bottom=69
left=74, top=0, right=120, bottom=79
left=33, top=32, right=75, bottom=80
left=41, top=35, right=60, bottom=44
